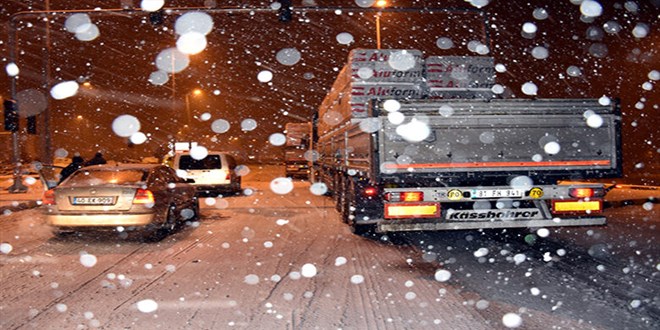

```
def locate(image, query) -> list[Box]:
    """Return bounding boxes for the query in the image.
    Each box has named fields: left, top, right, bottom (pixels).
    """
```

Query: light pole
left=375, top=0, right=387, bottom=49
left=184, top=88, right=202, bottom=127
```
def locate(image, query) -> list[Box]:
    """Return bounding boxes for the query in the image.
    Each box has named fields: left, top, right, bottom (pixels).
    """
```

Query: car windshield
left=65, top=169, right=147, bottom=186
left=178, top=155, right=223, bottom=170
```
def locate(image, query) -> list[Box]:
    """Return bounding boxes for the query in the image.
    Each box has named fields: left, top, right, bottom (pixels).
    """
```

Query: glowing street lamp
left=375, top=0, right=387, bottom=49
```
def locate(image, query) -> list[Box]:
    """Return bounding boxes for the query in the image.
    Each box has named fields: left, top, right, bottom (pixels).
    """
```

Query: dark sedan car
left=42, top=163, right=199, bottom=240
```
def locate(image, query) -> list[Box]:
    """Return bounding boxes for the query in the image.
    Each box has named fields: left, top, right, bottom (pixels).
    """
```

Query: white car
left=172, top=151, right=241, bottom=196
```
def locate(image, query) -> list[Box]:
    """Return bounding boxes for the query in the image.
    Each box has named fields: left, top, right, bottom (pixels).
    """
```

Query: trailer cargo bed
left=369, top=98, right=620, bottom=184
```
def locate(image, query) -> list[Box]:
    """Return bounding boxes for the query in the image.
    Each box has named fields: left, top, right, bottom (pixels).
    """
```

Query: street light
left=375, top=0, right=387, bottom=49
left=185, top=88, right=203, bottom=127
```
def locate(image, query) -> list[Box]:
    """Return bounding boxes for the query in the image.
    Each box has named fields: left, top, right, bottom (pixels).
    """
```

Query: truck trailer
left=284, top=122, right=312, bottom=179
left=312, top=49, right=621, bottom=234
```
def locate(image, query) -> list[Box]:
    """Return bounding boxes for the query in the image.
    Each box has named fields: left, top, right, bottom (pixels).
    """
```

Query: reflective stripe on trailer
left=384, top=203, right=440, bottom=218
left=383, top=160, right=611, bottom=169
left=552, top=200, right=603, bottom=213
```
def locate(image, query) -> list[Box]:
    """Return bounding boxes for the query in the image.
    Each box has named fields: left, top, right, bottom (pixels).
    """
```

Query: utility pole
left=7, top=16, right=27, bottom=193
left=42, top=0, right=53, bottom=165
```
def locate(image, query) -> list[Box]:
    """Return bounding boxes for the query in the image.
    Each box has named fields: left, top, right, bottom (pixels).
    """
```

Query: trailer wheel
left=345, top=178, right=376, bottom=236
left=351, top=223, right=376, bottom=236
left=334, top=173, right=344, bottom=212
left=341, top=177, right=353, bottom=224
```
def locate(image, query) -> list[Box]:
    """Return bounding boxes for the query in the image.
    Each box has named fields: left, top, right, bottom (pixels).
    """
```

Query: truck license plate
left=72, top=196, right=115, bottom=205
left=471, top=189, right=524, bottom=199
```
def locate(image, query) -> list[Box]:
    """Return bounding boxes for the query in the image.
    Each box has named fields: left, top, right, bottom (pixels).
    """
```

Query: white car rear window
left=178, top=155, right=223, bottom=170
left=66, top=170, right=147, bottom=185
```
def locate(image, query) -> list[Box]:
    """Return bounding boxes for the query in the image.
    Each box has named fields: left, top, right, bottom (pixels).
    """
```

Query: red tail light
left=569, top=188, right=593, bottom=198
left=569, top=187, right=604, bottom=198
left=225, top=171, right=231, bottom=180
left=133, top=189, right=154, bottom=204
left=363, top=187, right=378, bottom=197
left=42, top=189, right=56, bottom=205
left=385, top=191, right=424, bottom=202
left=402, top=191, right=424, bottom=202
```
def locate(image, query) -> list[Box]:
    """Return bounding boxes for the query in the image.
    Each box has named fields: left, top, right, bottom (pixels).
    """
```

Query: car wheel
left=145, top=206, right=177, bottom=242
left=234, top=177, right=242, bottom=193
left=163, top=205, right=178, bottom=232
left=190, top=198, right=200, bottom=221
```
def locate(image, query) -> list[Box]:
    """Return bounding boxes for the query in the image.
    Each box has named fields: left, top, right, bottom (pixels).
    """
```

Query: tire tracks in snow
left=110, top=232, right=216, bottom=312
left=242, top=189, right=336, bottom=327
left=4, top=242, right=147, bottom=329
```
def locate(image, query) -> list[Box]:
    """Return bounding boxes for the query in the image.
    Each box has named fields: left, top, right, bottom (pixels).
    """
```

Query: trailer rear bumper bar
left=376, top=217, right=606, bottom=232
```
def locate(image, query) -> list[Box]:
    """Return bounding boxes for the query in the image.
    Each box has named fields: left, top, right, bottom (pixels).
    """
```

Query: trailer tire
left=345, top=178, right=377, bottom=236
left=351, top=223, right=376, bottom=237
left=341, top=177, right=354, bottom=224
left=334, top=173, right=344, bottom=212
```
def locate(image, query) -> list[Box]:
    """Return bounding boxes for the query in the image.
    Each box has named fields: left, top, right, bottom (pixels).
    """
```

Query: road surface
left=1, top=166, right=658, bottom=329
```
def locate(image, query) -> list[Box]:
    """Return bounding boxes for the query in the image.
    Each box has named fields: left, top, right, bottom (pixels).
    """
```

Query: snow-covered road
left=1, top=166, right=657, bottom=329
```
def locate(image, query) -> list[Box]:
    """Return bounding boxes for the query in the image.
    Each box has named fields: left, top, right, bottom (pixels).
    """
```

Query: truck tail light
left=133, top=189, right=155, bottom=205
left=402, top=191, right=424, bottom=202
left=363, top=186, right=378, bottom=197
left=568, top=187, right=605, bottom=198
left=42, top=189, right=56, bottom=205
left=385, top=191, right=424, bottom=202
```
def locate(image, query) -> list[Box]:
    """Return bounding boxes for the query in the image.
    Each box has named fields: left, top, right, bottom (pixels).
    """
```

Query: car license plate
left=471, top=189, right=524, bottom=199
left=72, top=196, right=115, bottom=205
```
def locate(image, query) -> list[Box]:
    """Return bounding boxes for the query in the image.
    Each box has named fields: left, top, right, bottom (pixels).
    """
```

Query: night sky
left=1, top=1, right=657, bottom=179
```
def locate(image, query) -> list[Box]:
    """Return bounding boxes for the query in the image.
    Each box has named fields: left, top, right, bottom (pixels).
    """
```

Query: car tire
left=233, top=177, right=242, bottom=195
left=145, top=206, right=177, bottom=242
left=163, top=205, right=178, bottom=232
left=190, top=198, right=200, bottom=221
